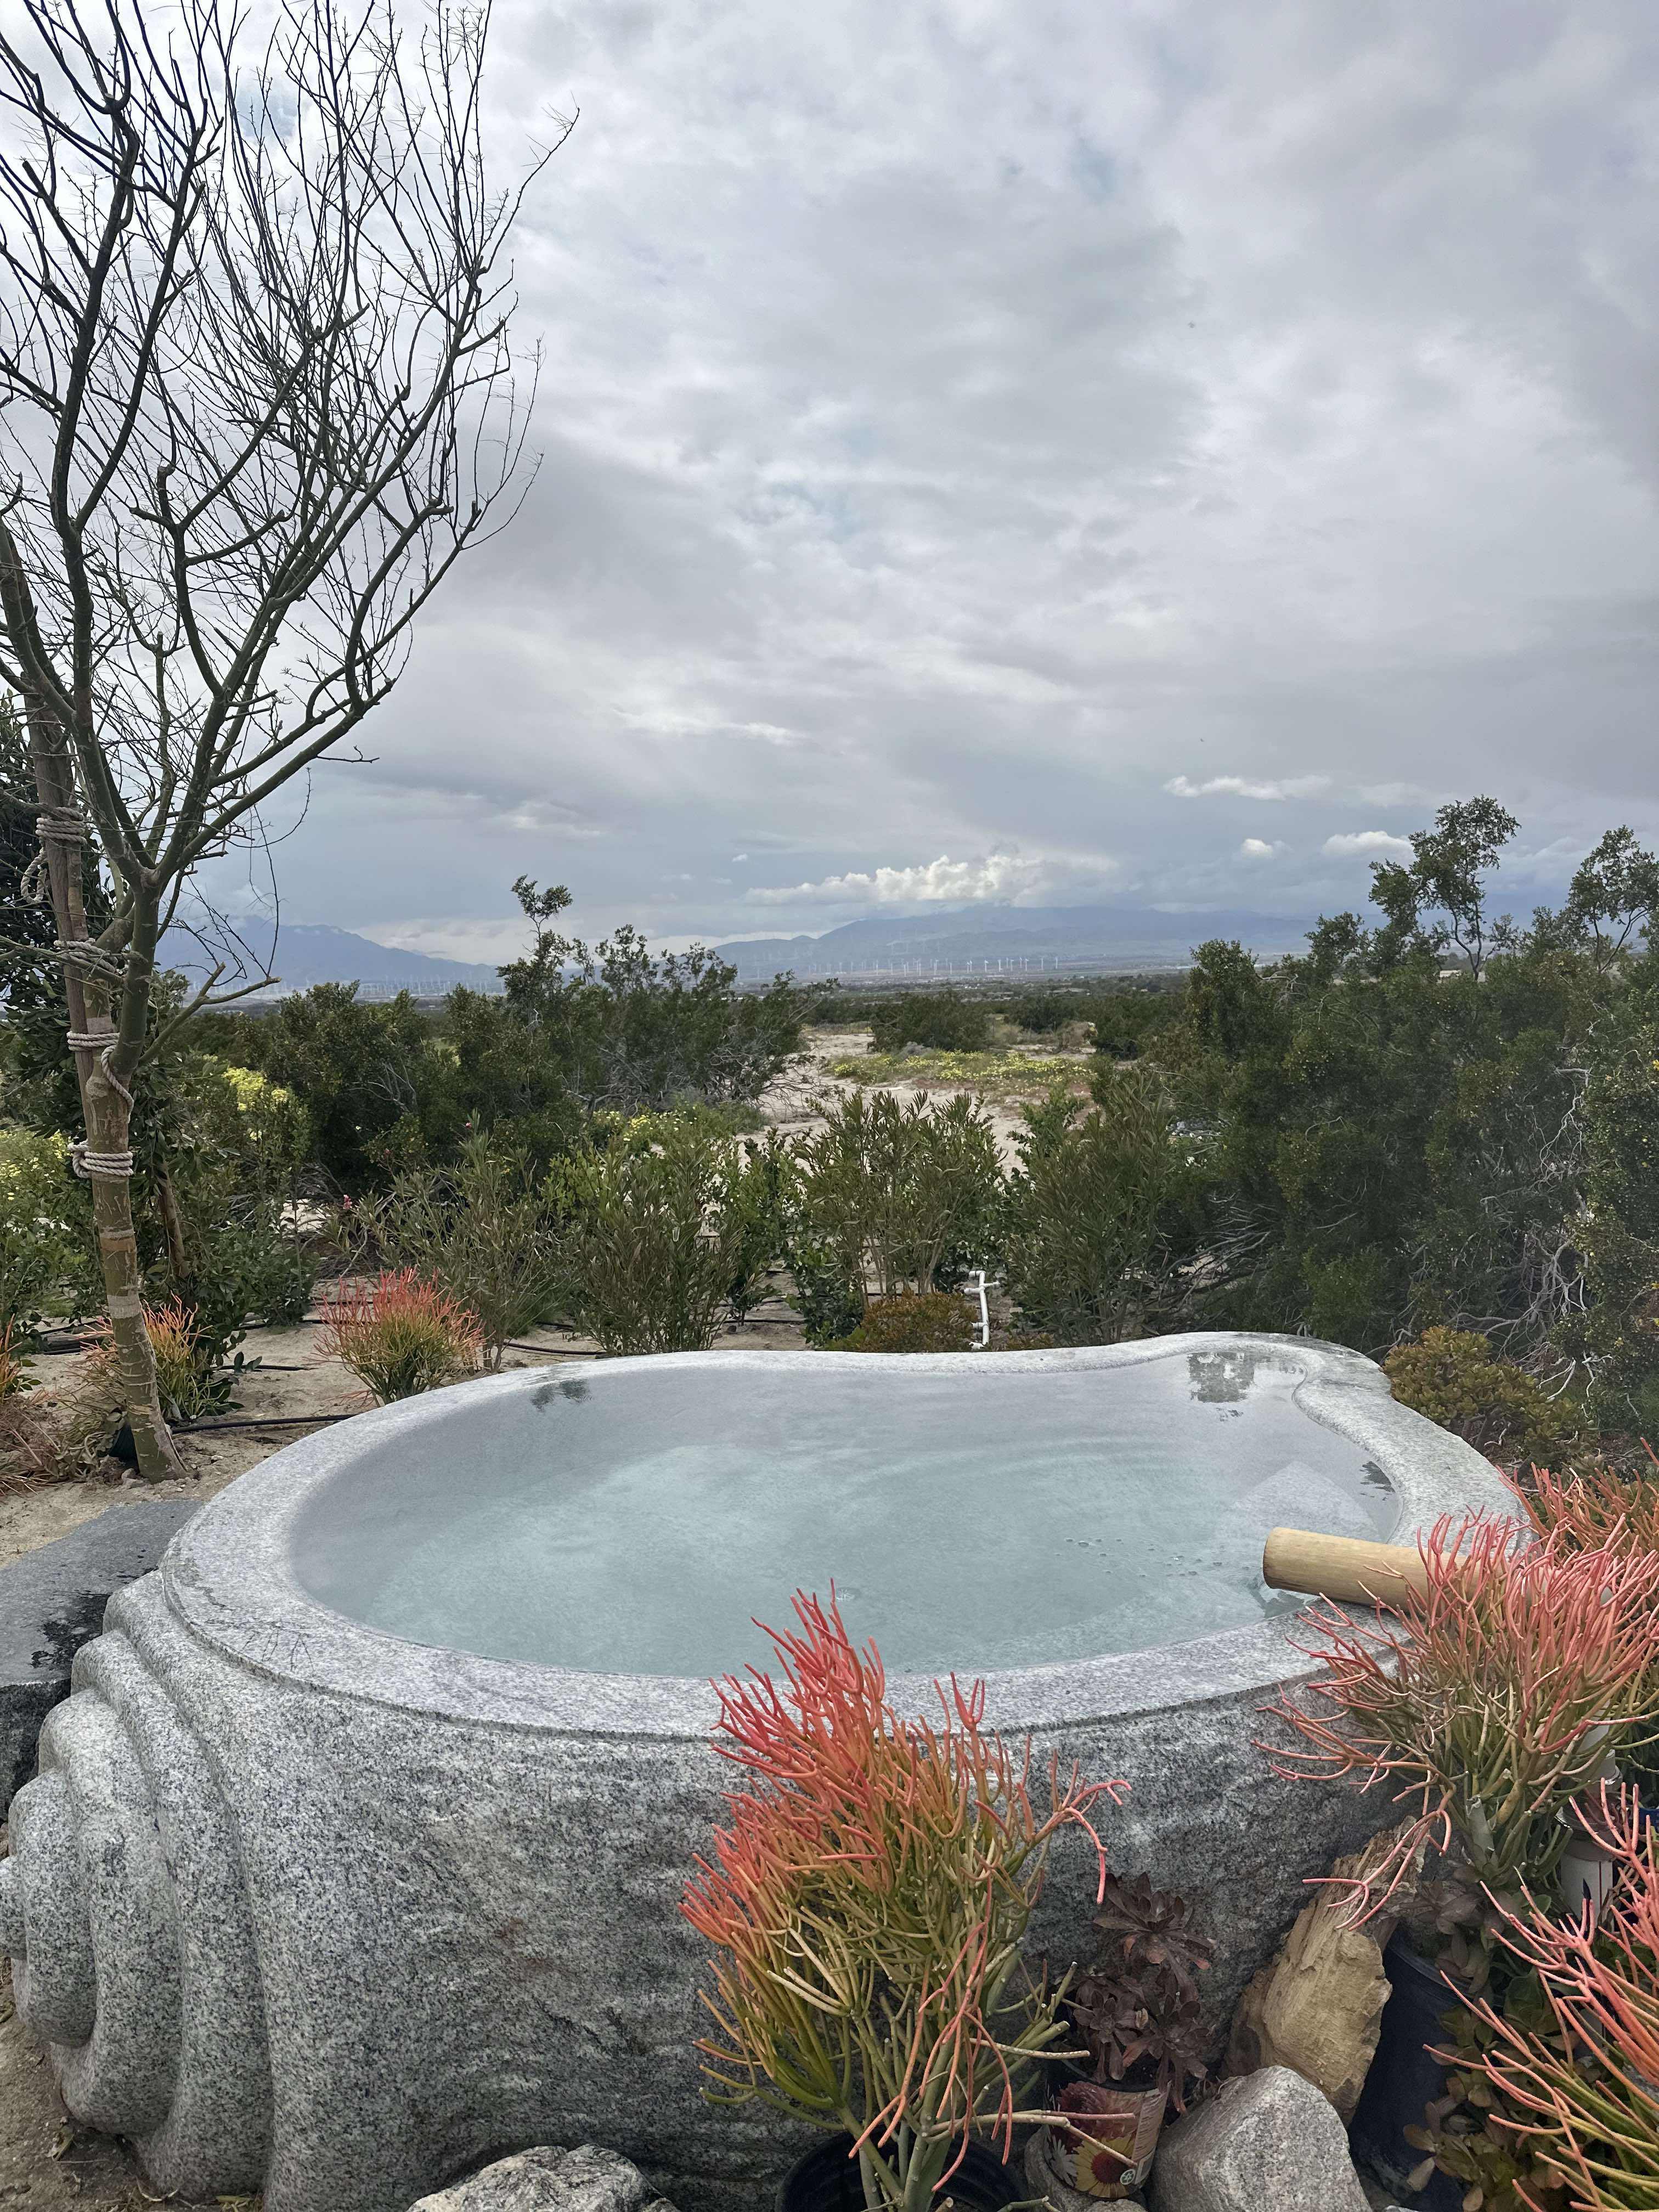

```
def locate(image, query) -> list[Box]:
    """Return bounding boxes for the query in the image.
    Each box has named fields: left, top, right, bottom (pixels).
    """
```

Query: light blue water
left=289, top=1350, right=1396, bottom=1677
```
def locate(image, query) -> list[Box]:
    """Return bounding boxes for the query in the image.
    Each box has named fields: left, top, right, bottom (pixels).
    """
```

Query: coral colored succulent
left=1262, top=1515, right=1659, bottom=1945
left=681, top=1591, right=1125, bottom=2212
left=1461, top=1788, right=1659, bottom=2210
left=317, top=1269, right=483, bottom=1403
left=1509, top=1449, right=1659, bottom=1561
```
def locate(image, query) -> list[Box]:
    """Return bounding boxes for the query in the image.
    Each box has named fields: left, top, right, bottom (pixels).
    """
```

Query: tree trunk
left=21, top=718, right=180, bottom=1481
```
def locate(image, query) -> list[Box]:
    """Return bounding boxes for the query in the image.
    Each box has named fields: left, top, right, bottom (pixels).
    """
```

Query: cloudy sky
left=216, top=0, right=1659, bottom=962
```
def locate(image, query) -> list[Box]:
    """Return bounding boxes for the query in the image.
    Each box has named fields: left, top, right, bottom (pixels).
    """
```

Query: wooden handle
left=1262, top=1527, right=1429, bottom=1607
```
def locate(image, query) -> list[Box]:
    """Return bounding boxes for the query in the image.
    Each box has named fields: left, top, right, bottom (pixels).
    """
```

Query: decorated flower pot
left=1041, top=2078, right=1166, bottom=2201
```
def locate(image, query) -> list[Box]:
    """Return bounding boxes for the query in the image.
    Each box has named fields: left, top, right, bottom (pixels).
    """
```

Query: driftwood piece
left=1223, top=1825, right=1419, bottom=2121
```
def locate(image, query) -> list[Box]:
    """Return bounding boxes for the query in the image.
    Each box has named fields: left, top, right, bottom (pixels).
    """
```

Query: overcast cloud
left=206, top=0, right=1659, bottom=963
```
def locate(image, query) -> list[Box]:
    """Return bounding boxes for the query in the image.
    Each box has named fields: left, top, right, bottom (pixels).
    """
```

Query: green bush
left=0, top=1129, right=84, bottom=1338
left=345, top=1135, right=561, bottom=1367
left=1002, top=1069, right=1196, bottom=1345
left=785, top=1091, right=1003, bottom=1317
left=868, top=991, right=993, bottom=1054
left=830, top=1291, right=977, bottom=1353
left=554, top=1119, right=752, bottom=1355
left=1383, top=1327, right=1569, bottom=1468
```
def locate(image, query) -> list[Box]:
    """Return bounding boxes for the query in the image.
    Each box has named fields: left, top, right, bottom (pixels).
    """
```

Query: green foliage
left=0, top=1128, right=85, bottom=1337
left=1384, top=1328, right=1570, bottom=1468
left=1161, top=802, right=1659, bottom=1420
left=867, top=989, right=992, bottom=1054
left=1002, top=1069, right=1197, bottom=1345
left=831, top=1290, right=977, bottom=1353
left=785, top=1091, right=1004, bottom=1321
left=214, top=983, right=455, bottom=1189
left=494, top=878, right=811, bottom=1118
left=554, top=1116, right=754, bottom=1355
left=344, top=1134, right=562, bottom=1367
left=721, top=1135, right=789, bottom=1327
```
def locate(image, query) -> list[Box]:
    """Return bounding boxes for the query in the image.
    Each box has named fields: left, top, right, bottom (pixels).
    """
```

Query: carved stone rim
left=160, top=1334, right=1516, bottom=1741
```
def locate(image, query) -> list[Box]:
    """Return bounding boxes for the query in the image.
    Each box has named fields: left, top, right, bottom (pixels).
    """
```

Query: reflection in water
left=1187, top=1347, right=1261, bottom=1403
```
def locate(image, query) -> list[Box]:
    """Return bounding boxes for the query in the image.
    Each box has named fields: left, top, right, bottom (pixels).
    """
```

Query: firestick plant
left=681, top=1593, right=1125, bottom=2212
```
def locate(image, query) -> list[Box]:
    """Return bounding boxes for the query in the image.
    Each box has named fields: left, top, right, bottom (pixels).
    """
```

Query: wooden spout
left=1262, top=1527, right=1429, bottom=1608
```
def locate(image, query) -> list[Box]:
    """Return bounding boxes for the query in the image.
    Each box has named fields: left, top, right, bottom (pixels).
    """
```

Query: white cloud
left=1323, top=831, right=1414, bottom=859
left=1239, top=837, right=1279, bottom=859
left=746, top=850, right=1118, bottom=909
left=195, top=0, right=1659, bottom=948
left=1167, top=775, right=1333, bottom=802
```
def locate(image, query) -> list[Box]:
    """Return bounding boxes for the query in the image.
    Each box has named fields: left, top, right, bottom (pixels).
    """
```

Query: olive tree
left=0, top=0, right=553, bottom=1471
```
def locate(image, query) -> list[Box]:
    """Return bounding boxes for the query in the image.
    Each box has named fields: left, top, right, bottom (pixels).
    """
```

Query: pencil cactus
left=1462, top=1788, right=1659, bottom=2209
left=1262, top=1515, right=1659, bottom=1963
left=681, top=1590, right=1125, bottom=2212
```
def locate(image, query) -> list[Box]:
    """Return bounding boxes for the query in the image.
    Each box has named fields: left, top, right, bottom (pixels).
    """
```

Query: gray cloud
left=210, top=0, right=1659, bottom=961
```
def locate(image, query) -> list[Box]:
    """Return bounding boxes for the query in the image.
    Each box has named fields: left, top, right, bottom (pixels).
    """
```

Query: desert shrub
left=1002, top=1069, right=1197, bottom=1345
left=344, top=1134, right=561, bottom=1367
left=867, top=989, right=992, bottom=1054
left=721, top=1135, right=789, bottom=1326
left=214, top=983, right=455, bottom=1188
left=488, top=878, right=812, bottom=1118
left=831, top=1291, right=977, bottom=1354
left=782, top=1233, right=866, bottom=1348
left=786, top=1091, right=1003, bottom=1313
left=319, top=1271, right=484, bottom=1402
left=554, top=1119, right=752, bottom=1355
left=0, top=1128, right=84, bottom=1337
left=1384, top=1327, right=1568, bottom=1468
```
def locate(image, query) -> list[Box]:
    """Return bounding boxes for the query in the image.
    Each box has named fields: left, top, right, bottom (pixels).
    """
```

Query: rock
left=1148, top=2067, right=1370, bottom=2212
left=0, top=1499, right=198, bottom=1812
left=409, top=2146, right=677, bottom=2212
left=1223, top=1826, right=1418, bottom=2120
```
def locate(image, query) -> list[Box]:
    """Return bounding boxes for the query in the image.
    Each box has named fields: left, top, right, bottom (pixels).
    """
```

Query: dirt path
left=758, top=1024, right=1084, bottom=1164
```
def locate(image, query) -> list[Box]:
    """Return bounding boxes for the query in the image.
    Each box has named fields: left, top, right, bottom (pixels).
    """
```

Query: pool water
left=289, top=1348, right=1396, bottom=1677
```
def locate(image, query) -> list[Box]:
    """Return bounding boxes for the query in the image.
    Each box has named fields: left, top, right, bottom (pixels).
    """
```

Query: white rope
left=20, top=808, right=87, bottom=904
left=71, top=1140, right=135, bottom=1180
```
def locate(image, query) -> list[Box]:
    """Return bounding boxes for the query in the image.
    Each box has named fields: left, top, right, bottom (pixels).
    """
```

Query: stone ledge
left=0, top=1498, right=198, bottom=1812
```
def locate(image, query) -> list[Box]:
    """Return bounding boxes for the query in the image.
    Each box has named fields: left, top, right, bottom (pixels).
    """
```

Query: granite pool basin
left=0, top=1336, right=1513, bottom=2212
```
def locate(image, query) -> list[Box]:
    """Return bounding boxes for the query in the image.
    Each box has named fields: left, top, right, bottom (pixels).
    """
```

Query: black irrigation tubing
left=173, top=1414, right=351, bottom=1434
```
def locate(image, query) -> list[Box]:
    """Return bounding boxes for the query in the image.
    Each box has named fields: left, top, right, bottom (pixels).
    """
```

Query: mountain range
left=159, top=900, right=1318, bottom=998
left=162, top=919, right=502, bottom=998
left=712, top=902, right=1317, bottom=981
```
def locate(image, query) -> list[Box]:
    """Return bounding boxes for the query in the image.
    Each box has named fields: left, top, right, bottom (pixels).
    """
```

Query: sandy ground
left=757, top=1024, right=1070, bottom=1166
left=0, top=1027, right=1091, bottom=2210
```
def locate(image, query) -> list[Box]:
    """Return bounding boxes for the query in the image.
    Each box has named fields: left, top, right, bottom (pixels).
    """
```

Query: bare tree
left=0, top=0, right=554, bottom=1472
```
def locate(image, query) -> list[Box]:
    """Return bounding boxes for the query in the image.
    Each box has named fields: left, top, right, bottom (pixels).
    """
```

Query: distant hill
left=714, top=902, right=1316, bottom=982
left=161, top=919, right=502, bottom=999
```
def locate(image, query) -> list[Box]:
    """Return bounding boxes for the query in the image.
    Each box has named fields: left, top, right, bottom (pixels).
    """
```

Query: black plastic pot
left=776, top=2136, right=1024, bottom=2212
left=1348, top=1934, right=1466, bottom=2212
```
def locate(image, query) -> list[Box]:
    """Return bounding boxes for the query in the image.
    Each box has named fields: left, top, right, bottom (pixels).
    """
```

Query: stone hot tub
left=0, top=1336, right=1511, bottom=2212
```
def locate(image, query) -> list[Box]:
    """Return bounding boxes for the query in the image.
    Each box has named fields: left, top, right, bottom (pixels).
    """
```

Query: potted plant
left=680, top=1590, right=1126, bottom=2212
left=1038, top=1872, right=1212, bottom=2202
